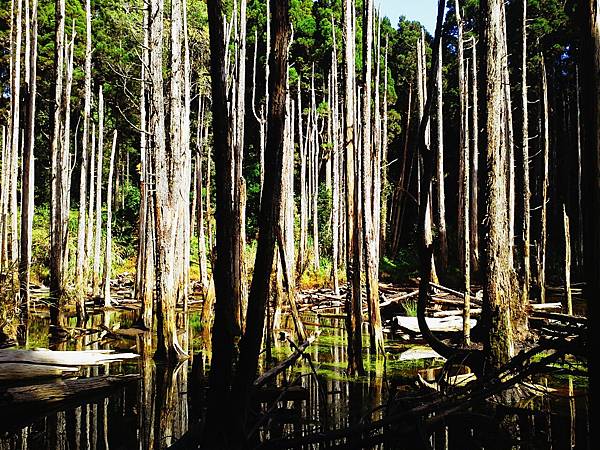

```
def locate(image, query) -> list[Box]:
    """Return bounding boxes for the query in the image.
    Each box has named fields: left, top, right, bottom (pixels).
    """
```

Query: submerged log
left=394, top=315, right=477, bottom=334
left=0, top=374, right=139, bottom=431
left=0, top=348, right=138, bottom=366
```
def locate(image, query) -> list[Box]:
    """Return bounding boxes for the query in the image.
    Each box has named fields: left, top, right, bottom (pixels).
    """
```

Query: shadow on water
left=0, top=308, right=590, bottom=449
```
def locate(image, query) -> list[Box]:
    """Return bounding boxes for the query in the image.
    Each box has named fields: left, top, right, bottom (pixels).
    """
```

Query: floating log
left=0, top=363, right=79, bottom=383
left=393, top=316, right=477, bottom=334
left=398, top=346, right=443, bottom=361
left=433, top=308, right=482, bottom=318
left=0, top=348, right=138, bottom=366
left=530, top=302, right=562, bottom=311
left=0, top=374, right=139, bottom=431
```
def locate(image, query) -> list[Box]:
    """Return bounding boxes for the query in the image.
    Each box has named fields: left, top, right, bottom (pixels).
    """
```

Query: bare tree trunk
left=343, top=0, right=364, bottom=376
left=520, top=0, right=531, bottom=307
left=481, top=0, right=517, bottom=368
left=19, top=0, right=38, bottom=322
left=361, top=0, right=384, bottom=354
left=232, top=0, right=291, bottom=430
left=538, top=57, right=549, bottom=304
left=463, top=55, right=471, bottom=346
left=75, top=0, right=92, bottom=320
left=455, top=0, right=467, bottom=273
left=50, top=0, right=67, bottom=321
left=563, top=205, right=572, bottom=315
left=575, top=67, right=583, bottom=270
left=93, top=86, right=104, bottom=297
left=471, top=40, right=480, bottom=273
left=310, top=66, right=320, bottom=270
left=203, top=0, right=238, bottom=442
left=297, top=77, right=308, bottom=274
left=1, top=126, right=7, bottom=269
left=380, top=37, right=389, bottom=258
left=9, top=0, right=23, bottom=267
left=331, top=28, right=340, bottom=295
left=102, top=131, right=117, bottom=307
left=436, top=38, right=448, bottom=271
left=86, top=122, right=95, bottom=282
left=196, top=99, right=209, bottom=294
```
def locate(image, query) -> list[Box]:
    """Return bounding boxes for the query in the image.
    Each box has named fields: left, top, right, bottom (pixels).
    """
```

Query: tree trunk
left=435, top=38, right=448, bottom=272
left=538, top=57, right=549, bottom=304
left=75, top=0, right=92, bottom=321
left=520, top=0, right=531, bottom=309
left=343, top=0, right=364, bottom=376
left=203, top=0, right=238, bottom=443
left=361, top=0, right=384, bottom=354
left=481, top=0, right=517, bottom=368
left=563, top=205, right=572, bottom=315
left=102, top=131, right=117, bottom=307
left=93, top=86, right=104, bottom=297
left=50, top=0, right=67, bottom=321
left=232, top=0, right=290, bottom=431
left=19, top=0, right=38, bottom=322
left=471, top=39, right=480, bottom=273
left=331, top=28, right=340, bottom=295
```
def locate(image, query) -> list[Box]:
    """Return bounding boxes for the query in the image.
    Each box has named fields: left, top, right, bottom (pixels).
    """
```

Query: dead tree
left=93, top=86, right=104, bottom=297
left=75, top=0, right=93, bottom=320
left=470, top=39, right=480, bottom=273
left=343, top=0, right=364, bottom=375
left=520, top=0, right=531, bottom=306
left=435, top=37, right=448, bottom=271
left=19, top=0, right=38, bottom=317
left=538, top=57, right=549, bottom=304
left=361, top=0, right=384, bottom=354
left=102, top=131, right=117, bottom=307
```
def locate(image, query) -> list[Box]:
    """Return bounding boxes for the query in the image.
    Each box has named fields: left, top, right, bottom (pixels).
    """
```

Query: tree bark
left=93, top=87, right=105, bottom=297
left=538, top=57, right=549, bottom=304
left=342, top=0, right=364, bottom=376
left=102, top=131, right=117, bottom=307
left=481, top=0, right=517, bottom=368
left=435, top=37, right=448, bottom=272
left=19, top=0, right=38, bottom=322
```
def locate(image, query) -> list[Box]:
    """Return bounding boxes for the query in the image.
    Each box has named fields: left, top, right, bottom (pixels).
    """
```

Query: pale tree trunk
left=380, top=37, right=389, bottom=257
left=19, top=0, right=38, bottom=320
left=343, top=0, right=364, bottom=376
left=361, top=0, right=384, bottom=354
left=520, top=0, right=531, bottom=306
left=481, top=0, right=517, bottom=368
left=463, top=55, right=471, bottom=345
left=471, top=40, right=480, bottom=272
left=1, top=126, right=7, bottom=269
left=538, top=57, right=549, bottom=304
left=455, top=0, right=467, bottom=273
left=196, top=98, right=209, bottom=294
left=50, top=0, right=67, bottom=321
left=297, top=77, right=308, bottom=273
left=435, top=38, right=448, bottom=272
left=310, top=66, right=320, bottom=270
left=153, top=0, right=187, bottom=361
left=575, top=67, right=583, bottom=270
left=75, top=0, right=92, bottom=320
left=102, top=131, right=117, bottom=307
left=93, top=86, right=104, bottom=297
left=331, top=27, right=340, bottom=295
left=86, top=122, right=95, bottom=280
left=136, top=2, right=154, bottom=329
left=563, top=205, right=572, bottom=315
left=9, top=0, right=23, bottom=267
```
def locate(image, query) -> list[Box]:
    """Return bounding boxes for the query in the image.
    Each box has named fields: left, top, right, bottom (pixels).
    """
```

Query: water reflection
left=0, top=309, right=590, bottom=449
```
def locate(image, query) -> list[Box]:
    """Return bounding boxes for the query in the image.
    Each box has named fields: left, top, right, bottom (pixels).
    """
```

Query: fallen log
left=429, top=282, right=482, bottom=305
left=254, top=333, right=319, bottom=388
left=393, top=316, right=477, bottom=334
left=0, top=363, right=79, bottom=383
left=0, top=348, right=138, bottom=366
left=0, top=374, right=139, bottom=431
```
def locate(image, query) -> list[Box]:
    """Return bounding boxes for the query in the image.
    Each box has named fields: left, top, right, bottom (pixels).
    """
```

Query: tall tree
left=436, top=37, right=448, bottom=271
left=19, top=0, right=38, bottom=318
left=343, top=0, right=364, bottom=376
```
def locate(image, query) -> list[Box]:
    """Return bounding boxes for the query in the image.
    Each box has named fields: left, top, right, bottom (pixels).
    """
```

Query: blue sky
left=377, top=0, right=438, bottom=32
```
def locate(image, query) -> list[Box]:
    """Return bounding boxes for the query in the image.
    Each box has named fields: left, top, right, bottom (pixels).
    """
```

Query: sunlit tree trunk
left=331, top=29, right=340, bottom=295
left=93, top=86, right=104, bottom=297
left=343, top=0, right=364, bottom=376
left=102, top=131, right=117, bottom=307
left=361, top=0, right=384, bottom=354
left=19, top=0, right=38, bottom=320
left=75, top=0, right=92, bottom=321
left=471, top=39, right=480, bottom=273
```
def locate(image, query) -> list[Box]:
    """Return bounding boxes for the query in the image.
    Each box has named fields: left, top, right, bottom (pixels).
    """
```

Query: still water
left=0, top=308, right=589, bottom=449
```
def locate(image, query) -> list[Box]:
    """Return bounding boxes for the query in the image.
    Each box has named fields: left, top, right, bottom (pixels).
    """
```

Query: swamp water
left=0, top=307, right=590, bottom=449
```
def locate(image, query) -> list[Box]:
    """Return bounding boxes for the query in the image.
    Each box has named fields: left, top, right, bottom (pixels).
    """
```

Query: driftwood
left=394, top=316, right=477, bottom=334
left=0, top=363, right=79, bottom=383
left=254, top=333, right=319, bottom=388
left=0, top=348, right=138, bottom=366
left=398, top=346, right=443, bottom=361
left=0, top=374, right=139, bottom=431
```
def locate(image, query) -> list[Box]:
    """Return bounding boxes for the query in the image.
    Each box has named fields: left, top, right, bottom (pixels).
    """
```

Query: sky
left=377, top=0, right=438, bottom=32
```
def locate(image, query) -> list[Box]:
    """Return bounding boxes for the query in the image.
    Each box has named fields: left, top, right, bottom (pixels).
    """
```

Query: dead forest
left=0, top=0, right=596, bottom=448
